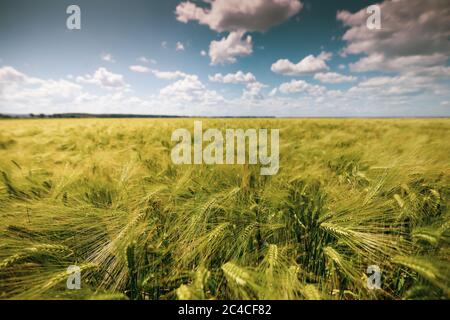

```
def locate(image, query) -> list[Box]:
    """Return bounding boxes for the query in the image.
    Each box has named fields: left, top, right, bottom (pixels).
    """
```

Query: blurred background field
left=0, top=118, right=449, bottom=300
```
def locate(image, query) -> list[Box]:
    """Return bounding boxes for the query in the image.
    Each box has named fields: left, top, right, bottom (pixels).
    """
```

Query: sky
left=0, top=0, right=449, bottom=117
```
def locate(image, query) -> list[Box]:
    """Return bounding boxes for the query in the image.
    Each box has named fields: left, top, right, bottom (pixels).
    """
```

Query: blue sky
left=0, top=0, right=449, bottom=116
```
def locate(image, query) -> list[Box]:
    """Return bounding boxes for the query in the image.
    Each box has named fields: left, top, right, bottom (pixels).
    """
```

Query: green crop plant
left=0, top=118, right=448, bottom=300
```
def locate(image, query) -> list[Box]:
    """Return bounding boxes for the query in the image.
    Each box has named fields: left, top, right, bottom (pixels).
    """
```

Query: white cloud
left=160, top=75, right=203, bottom=95
left=101, top=53, right=116, bottom=63
left=209, top=31, right=253, bottom=65
left=271, top=52, right=332, bottom=76
left=176, top=41, right=185, bottom=51
left=159, top=74, right=224, bottom=106
left=177, top=0, right=303, bottom=65
left=277, top=79, right=326, bottom=96
left=138, top=56, right=156, bottom=64
left=350, top=75, right=433, bottom=96
left=129, top=65, right=151, bottom=73
left=0, top=66, right=85, bottom=112
left=337, top=0, right=450, bottom=104
left=76, top=68, right=128, bottom=89
left=209, top=71, right=256, bottom=84
left=338, top=0, right=450, bottom=76
left=138, top=56, right=149, bottom=63
left=314, top=72, right=357, bottom=84
left=411, top=66, right=450, bottom=78
left=0, top=66, right=27, bottom=83
left=200, top=50, right=207, bottom=57
left=151, top=70, right=189, bottom=80
left=327, top=90, right=344, bottom=98
left=349, top=53, right=449, bottom=75
left=176, top=0, right=303, bottom=33
left=269, top=88, right=278, bottom=97
left=0, top=66, right=155, bottom=115
left=208, top=70, right=265, bottom=99
left=242, top=82, right=267, bottom=100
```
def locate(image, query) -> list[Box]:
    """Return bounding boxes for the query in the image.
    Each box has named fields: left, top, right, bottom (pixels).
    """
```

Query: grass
left=0, top=118, right=449, bottom=300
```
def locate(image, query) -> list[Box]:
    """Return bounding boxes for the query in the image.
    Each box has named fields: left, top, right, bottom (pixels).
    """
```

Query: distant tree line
left=0, top=113, right=275, bottom=119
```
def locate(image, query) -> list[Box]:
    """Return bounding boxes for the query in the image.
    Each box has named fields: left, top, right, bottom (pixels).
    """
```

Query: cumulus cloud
left=76, top=68, right=128, bottom=89
left=208, top=70, right=265, bottom=99
left=176, top=41, right=185, bottom=51
left=351, top=75, right=433, bottom=96
left=349, top=53, right=449, bottom=74
left=2, top=65, right=448, bottom=117
left=338, top=0, right=450, bottom=75
left=271, top=52, right=332, bottom=76
left=159, top=74, right=223, bottom=106
left=101, top=53, right=116, bottom=63
left=151, top=70, right=189, bottom=80
left=138, top=56, right=149, bottom=64
left=314, top=72, right=357, bottom=84
left=337, top=0, right=450, bottom=102
left=0, top=66, right=86, bottom=112
left=176, top=0, right=303, bottom=33
left=242, top=82, right=267, bottom=100
left=209, top=71, right=256, bottom=84
left=269, top=88, right=278, bottom=97
left=138, top=56, right=156, bottom=64
left=176, top=0, right=303, bottom=64
left=160, top=75, right=203, bottom=95
left=0, top=66, right=224, bottom=115
left=209, top=31, right=253, bottom=65
left=277, top=79, right=326, bottom=96
left=129, top=65, right=151, bottom=73
left=0, top=66, right=27, bottom=83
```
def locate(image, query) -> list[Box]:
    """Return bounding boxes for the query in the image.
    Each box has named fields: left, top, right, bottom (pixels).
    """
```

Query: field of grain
left=0, top=118, right=449, bottom=300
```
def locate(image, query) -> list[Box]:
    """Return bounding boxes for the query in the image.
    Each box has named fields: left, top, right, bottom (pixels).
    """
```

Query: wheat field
left=0, top=118, right=449, bottom=300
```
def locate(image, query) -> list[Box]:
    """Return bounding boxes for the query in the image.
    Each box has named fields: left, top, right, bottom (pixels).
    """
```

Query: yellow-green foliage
left=0, top=118, right=449, bottom=300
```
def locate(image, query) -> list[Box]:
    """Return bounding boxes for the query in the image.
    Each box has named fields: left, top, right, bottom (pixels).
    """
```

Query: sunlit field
left=0, top=118, right=449, bottom=300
